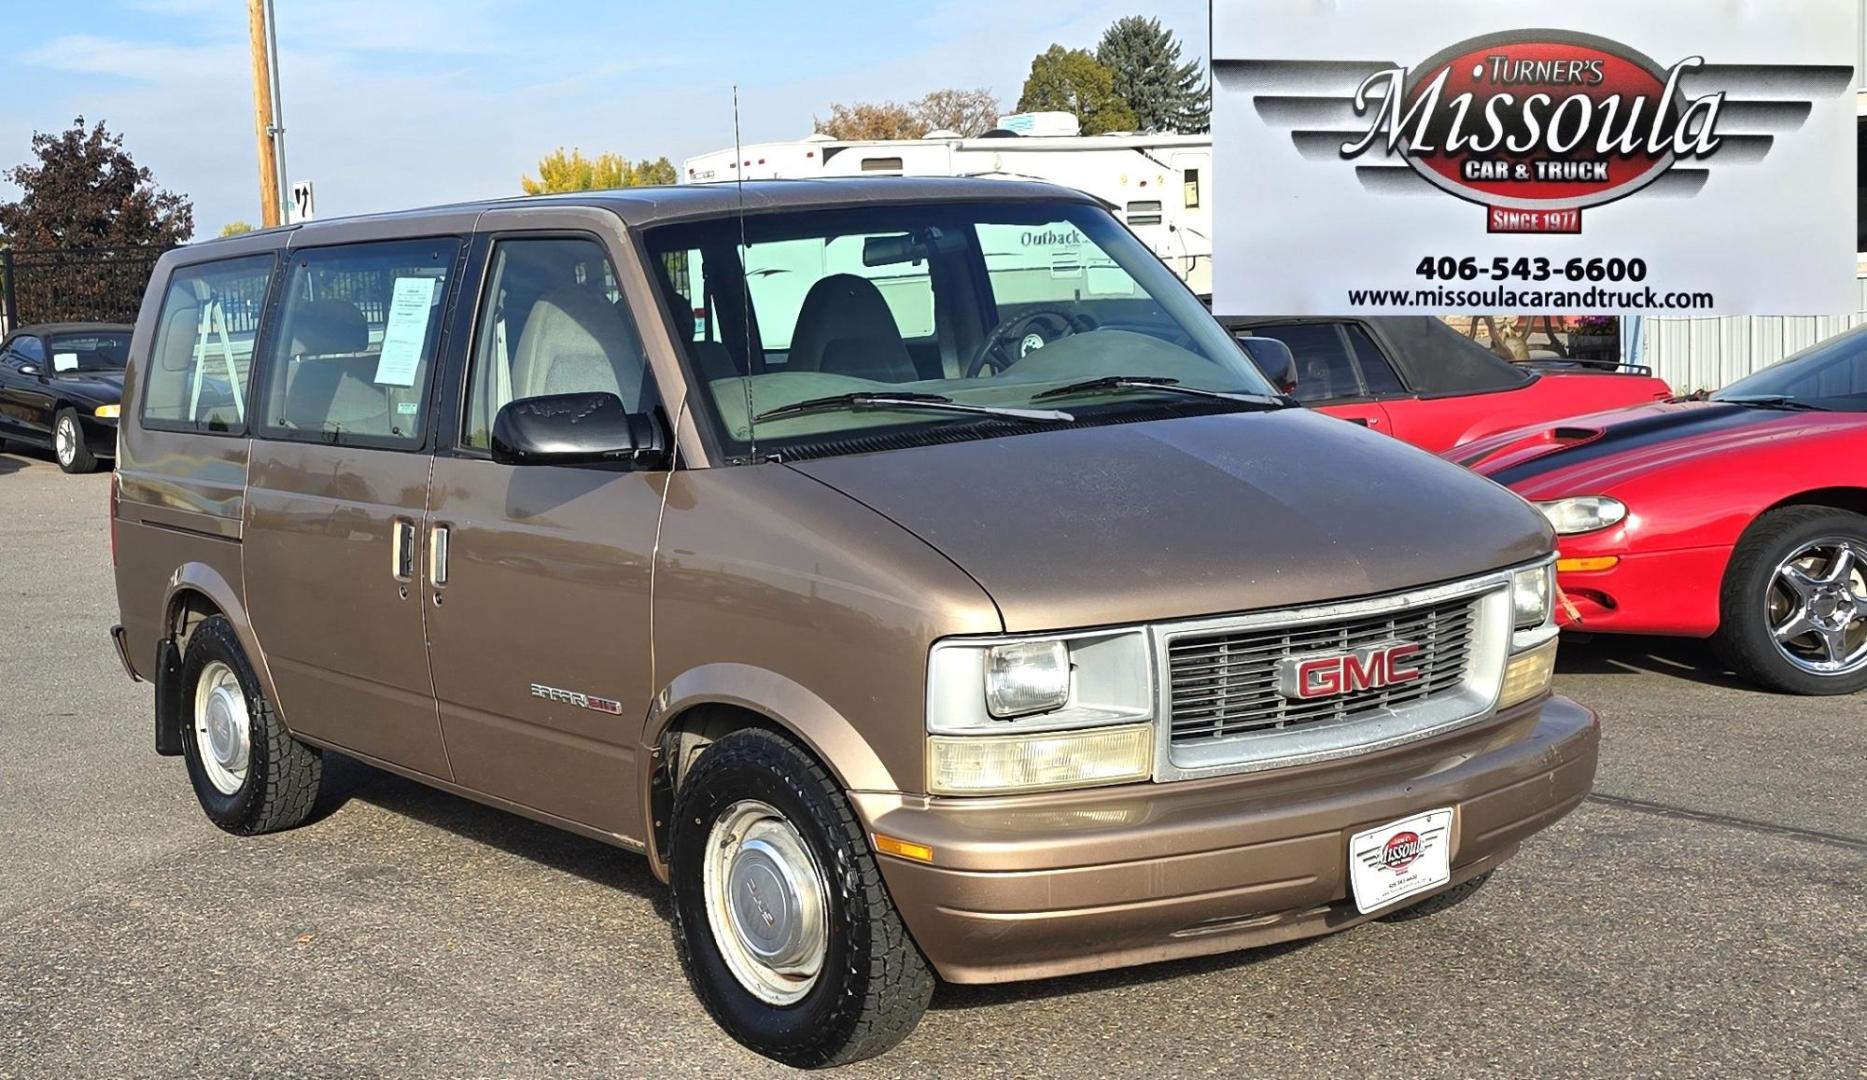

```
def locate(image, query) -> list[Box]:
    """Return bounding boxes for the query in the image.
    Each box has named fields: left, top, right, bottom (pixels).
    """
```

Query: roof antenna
left=733, top=84, right=759, bottom=463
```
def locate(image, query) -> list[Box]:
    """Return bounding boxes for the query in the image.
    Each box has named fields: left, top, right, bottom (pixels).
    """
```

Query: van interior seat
left=787, top=274, right=917, bottom=383
left=278, top=299, right=388, bottom=432
left=660, top=291, right=744, bottom=386
left=513, top=287, right=646, bottom=410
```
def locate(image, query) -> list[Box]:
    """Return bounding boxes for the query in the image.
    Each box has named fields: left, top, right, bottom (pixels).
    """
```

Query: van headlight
left=985, top=640, right=1070, bottom=718
left=1511, top=562, right=1555, bottom=631
left=927, top=629, right=1155, bottom=794
left=1537, top=496, right=1626, bottom=536
left=1502, top=558, right=1560, bottom=707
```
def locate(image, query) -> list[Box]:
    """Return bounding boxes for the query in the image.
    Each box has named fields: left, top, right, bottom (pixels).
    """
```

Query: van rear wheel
left=669, top=728, right=933, bottom=1068
left=178, top=616, right=323, bottom=834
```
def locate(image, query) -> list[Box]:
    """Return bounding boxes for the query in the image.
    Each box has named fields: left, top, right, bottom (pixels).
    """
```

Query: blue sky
left=0, top=0, right=1210, bottom=239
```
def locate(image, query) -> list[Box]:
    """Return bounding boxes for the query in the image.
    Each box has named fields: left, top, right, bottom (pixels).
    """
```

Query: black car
left=0, top=322, right=132, bottom=473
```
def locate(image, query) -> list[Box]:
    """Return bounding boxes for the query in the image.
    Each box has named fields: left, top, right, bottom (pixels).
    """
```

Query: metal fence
left=0, top=243, right=170, bottom=332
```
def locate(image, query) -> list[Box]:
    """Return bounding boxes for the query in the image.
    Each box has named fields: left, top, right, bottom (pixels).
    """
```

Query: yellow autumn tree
left=521, top=149, right=677, bottom=194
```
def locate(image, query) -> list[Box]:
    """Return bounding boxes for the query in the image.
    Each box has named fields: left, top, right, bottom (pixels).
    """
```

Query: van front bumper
left=853, top=694, right=1598, bottom=985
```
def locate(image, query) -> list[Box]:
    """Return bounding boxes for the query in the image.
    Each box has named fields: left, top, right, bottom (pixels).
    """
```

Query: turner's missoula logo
left=1233, top=29, right=1850, bottom=237
left=1344, top=31, right=1720, bottom=232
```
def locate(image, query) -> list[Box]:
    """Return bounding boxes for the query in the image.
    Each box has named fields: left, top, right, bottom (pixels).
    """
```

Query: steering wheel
left=964, top=308, right=1097, bottom=378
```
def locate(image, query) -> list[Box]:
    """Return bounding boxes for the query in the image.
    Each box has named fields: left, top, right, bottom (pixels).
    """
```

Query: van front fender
left=638, top=663, right=912, bottom=880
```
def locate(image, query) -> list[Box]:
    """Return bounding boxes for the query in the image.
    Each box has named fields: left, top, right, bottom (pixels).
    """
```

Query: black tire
left=1715, top=507, right=1867, bottom=696
left=1377, top=870, right=1494, bottom=922
left=669, top=728, right=933, bottom=1068
left=53, top=408, right=98, bottom=474
left=178, top=616, right=323, bottom=834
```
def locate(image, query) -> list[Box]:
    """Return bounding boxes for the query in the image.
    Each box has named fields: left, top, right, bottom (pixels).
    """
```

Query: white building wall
left=1641, top=275, right=1867, bottom=391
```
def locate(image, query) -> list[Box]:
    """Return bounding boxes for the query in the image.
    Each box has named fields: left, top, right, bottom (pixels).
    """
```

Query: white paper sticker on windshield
left=374, top=277, right=438, bottom=387
left=52, top=352, right=79, bottom=372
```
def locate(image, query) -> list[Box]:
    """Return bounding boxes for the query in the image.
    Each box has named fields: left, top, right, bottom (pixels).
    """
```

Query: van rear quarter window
left=256, top=238, right=460, bottom=448
left=139, top=254, right=275, bottom=433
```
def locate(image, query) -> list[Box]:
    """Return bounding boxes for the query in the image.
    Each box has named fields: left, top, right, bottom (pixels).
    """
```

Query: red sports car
left=1226, top=317, right=1672, bottom=453
left=1452, top=326, right=1867, bottom=695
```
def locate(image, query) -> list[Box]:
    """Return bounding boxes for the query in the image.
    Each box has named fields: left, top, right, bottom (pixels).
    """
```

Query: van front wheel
left=179, top=616, right=323, bottom=834
left=669, top=728, right=933, bottom=1068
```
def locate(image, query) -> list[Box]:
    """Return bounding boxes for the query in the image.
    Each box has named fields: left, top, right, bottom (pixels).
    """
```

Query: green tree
left=0, top=116, right=192, bottom=323
left=1096, top=15, right=1210, bottom=133
left=522, top=149, right=676, bottom=194
left=219, top=220, right=254, bottom=237
left=1016, top=45, right=1136, bottom=135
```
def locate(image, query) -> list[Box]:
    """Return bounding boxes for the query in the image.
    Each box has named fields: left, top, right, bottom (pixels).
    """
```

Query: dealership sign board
left=1212, top=1, right=1859, bottom=316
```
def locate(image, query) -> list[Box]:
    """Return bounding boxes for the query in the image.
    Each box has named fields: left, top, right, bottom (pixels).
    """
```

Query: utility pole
left=265, top=0, right=290, bottom=219
left=247, top=0, right=281, bottom=227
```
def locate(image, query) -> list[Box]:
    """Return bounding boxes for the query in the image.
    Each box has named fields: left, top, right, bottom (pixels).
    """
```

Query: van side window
left=462, top=237, right=656, bottom=452
left=256, top=238, right=459, bottom=448
left=140, top=254, right=275, bottom=433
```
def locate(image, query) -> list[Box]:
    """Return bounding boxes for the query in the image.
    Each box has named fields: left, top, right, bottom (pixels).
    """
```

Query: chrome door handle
left=391, top=518, right=416, bottom=581
left=429, top=524, right=449, bottom=587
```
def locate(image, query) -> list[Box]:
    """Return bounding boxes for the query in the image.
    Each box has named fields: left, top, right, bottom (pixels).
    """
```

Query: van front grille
left=1166, top=596, right=1480, bottom=745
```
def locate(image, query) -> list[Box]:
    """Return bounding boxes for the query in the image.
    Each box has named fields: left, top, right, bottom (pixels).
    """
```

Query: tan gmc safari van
left=110, top=179, right=1597, bottom=1068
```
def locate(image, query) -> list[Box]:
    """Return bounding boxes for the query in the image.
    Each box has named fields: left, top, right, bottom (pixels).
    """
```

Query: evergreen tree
left=1096, top=16, right=1210, bottom=133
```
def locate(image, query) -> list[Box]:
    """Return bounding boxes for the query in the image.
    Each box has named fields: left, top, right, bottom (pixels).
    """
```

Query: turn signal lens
left=1557, top=556, right=1620, bottom=573
left=93, top=403, right=121, bottom=419
left=871, top=834, right=935, bottom=862
left=1500, top=640, right=1558, bottom=708
left=929, top=725, right=1152, bottom=795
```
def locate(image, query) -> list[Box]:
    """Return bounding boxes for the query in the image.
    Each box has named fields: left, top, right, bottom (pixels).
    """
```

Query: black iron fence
left=0, top=242, right=171, bottom=331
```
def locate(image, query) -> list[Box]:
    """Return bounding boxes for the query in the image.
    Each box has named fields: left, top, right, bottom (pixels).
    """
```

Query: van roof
left=199, top=177, right=1099, bottom=248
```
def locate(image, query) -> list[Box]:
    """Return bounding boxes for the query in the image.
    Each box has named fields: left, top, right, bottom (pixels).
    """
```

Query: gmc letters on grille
left=1276, top=642, right=1424, bottom=701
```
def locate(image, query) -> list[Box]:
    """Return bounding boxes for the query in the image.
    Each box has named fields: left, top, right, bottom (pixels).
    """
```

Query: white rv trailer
left=682, top=113, right=1216, bottom=295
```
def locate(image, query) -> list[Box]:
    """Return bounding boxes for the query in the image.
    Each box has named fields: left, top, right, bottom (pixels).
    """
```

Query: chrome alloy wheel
left=701, top=800, right=829, bottom=1006
left=54, top=415, right=77, bottom=468
left=1768, top=538, right=1867, bottom=677
left=193, top=660, right=251, bottom=795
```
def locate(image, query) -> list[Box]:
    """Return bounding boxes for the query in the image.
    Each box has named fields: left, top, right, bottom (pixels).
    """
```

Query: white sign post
left=290, top=180, right=316, bottom=224
left=1212, top=0, right=1859, bottom=317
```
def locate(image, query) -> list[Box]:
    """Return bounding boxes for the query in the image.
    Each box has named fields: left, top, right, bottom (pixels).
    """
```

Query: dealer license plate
left=1348, top=808, right=1454, bottom=915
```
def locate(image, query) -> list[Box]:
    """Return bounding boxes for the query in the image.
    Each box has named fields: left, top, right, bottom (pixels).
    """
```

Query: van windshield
left=643, top=199, right=1276, bottom=459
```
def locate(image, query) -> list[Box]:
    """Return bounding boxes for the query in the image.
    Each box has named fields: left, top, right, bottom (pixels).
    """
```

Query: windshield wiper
left=1032, top=376, right=1291, bottom=408
left=752, top=392, right=1076, bottom=425
left=1717, top=394, right=1831, bottom=413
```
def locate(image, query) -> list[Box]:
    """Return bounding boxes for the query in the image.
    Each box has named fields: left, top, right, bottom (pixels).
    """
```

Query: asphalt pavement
left=1, top=447, right=1861, bottom=1079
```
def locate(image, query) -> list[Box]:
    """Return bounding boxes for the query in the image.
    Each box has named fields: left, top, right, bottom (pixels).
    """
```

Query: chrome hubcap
left=701, top=800, right=827, bottom=1006
left=1768, top=538, right=1867, bottom=677
left=193, top=661, right=251, bottom=795
left=55, top=417, right=75, bottom=465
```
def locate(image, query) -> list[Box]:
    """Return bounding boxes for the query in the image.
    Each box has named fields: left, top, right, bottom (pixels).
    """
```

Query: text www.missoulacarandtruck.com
left=1348, top=285, right=1716, bottom=311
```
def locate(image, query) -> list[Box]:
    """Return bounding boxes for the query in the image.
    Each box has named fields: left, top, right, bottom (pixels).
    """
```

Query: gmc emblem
left=1276, top=642, right=1424, bottom=701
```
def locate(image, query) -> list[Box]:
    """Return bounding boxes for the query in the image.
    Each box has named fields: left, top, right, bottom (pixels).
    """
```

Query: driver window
left=1251, top=324, right=1362, bottom=404
left=462, top=237, right=656, bottom=452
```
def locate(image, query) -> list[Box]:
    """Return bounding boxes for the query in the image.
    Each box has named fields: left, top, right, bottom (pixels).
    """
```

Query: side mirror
left=1237, top=337, right=1299, bottom=396
left=490, top=392, right=668, bottom=468
left=18, top=364, right=40, bottom=377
